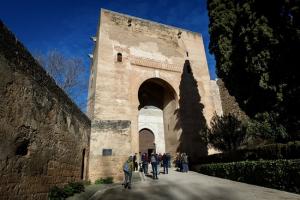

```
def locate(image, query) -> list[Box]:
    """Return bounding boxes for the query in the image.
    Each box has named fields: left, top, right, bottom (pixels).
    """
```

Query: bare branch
left=34, top=50, right=88, bottom=112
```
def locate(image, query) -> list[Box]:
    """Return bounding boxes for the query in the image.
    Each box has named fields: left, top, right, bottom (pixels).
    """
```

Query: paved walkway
left=91, top=169, right=300, bottom=200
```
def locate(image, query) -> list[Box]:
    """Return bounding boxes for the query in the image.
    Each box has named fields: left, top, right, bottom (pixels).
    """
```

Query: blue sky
left=0, top=0, right=216, bottom=108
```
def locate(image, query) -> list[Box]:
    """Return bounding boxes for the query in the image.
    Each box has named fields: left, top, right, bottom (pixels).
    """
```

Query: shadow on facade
left=174, top=60, right=208, bottom=164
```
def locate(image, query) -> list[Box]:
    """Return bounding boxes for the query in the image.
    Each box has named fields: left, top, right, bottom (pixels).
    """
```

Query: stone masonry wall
left=0, top=21, right=91, bottom=199
left=89, top=120, right=131, bottom=182
left=217, top=79, right=248, bottom=121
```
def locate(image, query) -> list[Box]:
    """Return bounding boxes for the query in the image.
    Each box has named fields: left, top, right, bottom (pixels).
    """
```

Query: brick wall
left=0, top=21, right=91, bottom=200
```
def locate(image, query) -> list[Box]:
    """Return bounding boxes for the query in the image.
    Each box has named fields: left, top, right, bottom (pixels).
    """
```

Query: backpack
left=123, top=162, right=129, bottom=172
left=151, top=155, right=156, bottom=163
left=183, top=155, right=188, bottom=164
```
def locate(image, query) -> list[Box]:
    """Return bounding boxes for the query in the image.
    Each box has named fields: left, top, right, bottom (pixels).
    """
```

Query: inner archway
left=138, top=78, right=178, bottom=156
left=139, top=128, right=155, bottom=155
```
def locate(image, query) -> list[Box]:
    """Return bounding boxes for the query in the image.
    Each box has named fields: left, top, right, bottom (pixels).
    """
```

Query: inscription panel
left=113, top=45, right=183, bottom=72
left=130, top=56, right=183, bottom=72
left=92, top=120, right=131, bottom=135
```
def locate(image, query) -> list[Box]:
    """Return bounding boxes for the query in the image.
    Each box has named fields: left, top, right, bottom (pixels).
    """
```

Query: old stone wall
left=89, top=120, right=130, bottom=181
left=217, top=79, right=248, bottom=121
left=0, top=21, right=91, bottom=199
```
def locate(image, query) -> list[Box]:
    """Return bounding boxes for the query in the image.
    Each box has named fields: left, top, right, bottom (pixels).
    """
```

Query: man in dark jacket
left=162, top=153, right=169, bottom=174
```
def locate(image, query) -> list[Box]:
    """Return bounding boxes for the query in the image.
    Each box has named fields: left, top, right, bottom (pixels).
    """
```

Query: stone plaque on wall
left=102, top=149, right=112, bottom=156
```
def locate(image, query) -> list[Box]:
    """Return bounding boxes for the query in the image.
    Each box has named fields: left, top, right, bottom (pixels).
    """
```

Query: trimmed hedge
left=197, top=159, right=300, bottom=194
left=199, top=142, right=300, bottom=164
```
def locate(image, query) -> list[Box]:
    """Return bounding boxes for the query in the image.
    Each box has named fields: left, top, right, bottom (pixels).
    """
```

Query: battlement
left=101, top=8, right=201, bottom=38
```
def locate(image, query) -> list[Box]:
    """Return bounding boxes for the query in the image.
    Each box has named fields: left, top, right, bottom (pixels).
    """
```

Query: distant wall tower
left=87, top=9, right=223, bottom=181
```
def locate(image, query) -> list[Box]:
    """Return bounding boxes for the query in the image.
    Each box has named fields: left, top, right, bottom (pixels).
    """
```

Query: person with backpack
left=150, top=153, right=158, bottom=179
left=141, top=153, right=148, bottom=174
left=123, top=156, right=134, bottom=189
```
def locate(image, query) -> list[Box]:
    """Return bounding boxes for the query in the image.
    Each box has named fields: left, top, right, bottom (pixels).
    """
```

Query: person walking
left=162, top=153, right=169, bottom=174
left=167, top=153, right=171, bottom=168
left=133, top=153, right=138, bottom=171
left=123, top=156, right=134, bottom=189
left=157, top=153, right=162, bottom=175
left=142, top=153, right=148, bottom=174
left=182, top=153, right=189, bottom=173
left=150, top=153, right=158, bottom=179
left=138, top=152, right=142, bottom=172
left=175, top=152, right=180, bottom=171
left=179, top=153, right=184, bottom=172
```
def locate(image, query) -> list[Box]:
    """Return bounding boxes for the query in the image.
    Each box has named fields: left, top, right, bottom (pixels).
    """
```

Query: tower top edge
left=100, top=8, right=202, bottom=37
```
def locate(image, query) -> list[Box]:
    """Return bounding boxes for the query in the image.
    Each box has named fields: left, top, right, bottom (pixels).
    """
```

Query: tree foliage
left=208, top=114, right=247, bottom=152
left=246, top=112, right=288, bottom=143
left=208, top=0, right=300, bottom=140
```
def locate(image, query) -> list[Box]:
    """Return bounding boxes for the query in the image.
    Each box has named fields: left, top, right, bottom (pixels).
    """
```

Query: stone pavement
left=92, top=169, right=300, bottom=200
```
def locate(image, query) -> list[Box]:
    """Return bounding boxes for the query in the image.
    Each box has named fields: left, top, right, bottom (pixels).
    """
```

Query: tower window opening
left=117, top=53, right=122, bottom=62
left=177, top=31, right=182, bottom=39
left=186, top=51, right=189, bottom=57
left=128, top=19, right=132, bottom=27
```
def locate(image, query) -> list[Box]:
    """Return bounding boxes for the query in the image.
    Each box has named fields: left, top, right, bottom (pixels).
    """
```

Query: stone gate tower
left=87, top=9, right=223, bottom=181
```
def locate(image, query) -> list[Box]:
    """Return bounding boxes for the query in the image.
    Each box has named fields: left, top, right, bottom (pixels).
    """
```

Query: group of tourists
left=123, top=152, right=189, bottom=189
left=122, top=152, right=172, bottom=189
left=174, top=152, right=189, bottom=173
left=140, top=152, right=171, bottom=179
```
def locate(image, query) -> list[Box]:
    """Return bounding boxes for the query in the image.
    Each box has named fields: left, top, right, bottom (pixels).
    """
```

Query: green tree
left=207, top=0, right=300, bottom=140
left=246, top=112, right=288, bottom=143
left=208, top=114, right=247, bottom=152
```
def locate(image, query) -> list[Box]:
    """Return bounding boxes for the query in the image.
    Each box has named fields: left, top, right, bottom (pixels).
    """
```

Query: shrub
left=82, top=180, right=91, bottom=185
left=104, top=177, right=114, bottom=184
left=48, top=182, right=85, bottom=200
left=197, top=159, right=300, bottom=194
left=48, top=186, right=67, bottom=200
left=68, top=182, right=84, bottom=193
left=208, top=114, right=247, bottom=152
left=95, top=177, right=114, bottom=184
left=198, top=141, right=300, bottom=164
left=63, top=185, right=75, bottom=197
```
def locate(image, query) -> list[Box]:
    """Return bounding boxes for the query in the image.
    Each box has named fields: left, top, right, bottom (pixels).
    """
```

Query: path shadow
left=97, top=179, right=240, bottom=200
left=174, top=60, right=208, bottom=164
